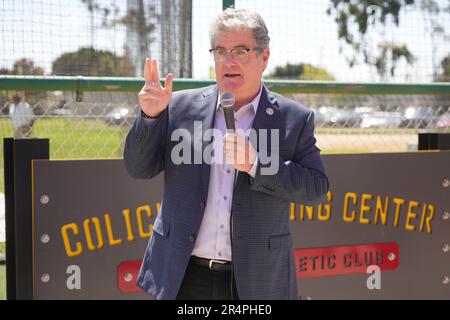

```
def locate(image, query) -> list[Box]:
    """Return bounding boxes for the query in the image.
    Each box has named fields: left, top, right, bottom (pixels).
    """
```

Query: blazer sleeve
left=249, top=110, right=329, bottom=205
left=123, top=108, right=168, bottom=179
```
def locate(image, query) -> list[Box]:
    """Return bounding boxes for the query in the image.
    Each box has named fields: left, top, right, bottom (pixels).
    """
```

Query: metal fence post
left=4, top=138, right=49, bottom=299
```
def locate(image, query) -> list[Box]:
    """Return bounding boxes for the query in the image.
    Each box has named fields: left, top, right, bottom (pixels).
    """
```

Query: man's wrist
left=141, top=109, right=161, bottom=119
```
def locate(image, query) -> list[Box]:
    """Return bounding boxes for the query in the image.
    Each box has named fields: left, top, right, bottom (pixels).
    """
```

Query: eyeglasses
left=209, top=47, right=262, bottom=63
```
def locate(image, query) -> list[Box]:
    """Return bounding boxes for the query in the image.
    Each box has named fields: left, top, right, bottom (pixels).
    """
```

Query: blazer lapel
left=235, top=84, right=279, bottom=189
left=199, top=85, right=219, bottom=197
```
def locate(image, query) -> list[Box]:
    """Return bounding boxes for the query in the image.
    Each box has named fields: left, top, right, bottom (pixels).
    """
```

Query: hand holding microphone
left=221, top=92, right=257, bottom=173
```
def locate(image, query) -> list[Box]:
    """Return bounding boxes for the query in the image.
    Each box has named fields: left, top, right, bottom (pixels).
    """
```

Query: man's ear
left=261, top=48, right=270, bottom=70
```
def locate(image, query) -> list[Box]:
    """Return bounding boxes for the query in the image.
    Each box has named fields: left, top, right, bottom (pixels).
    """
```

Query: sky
left=0, top=0, right=449, bottom=83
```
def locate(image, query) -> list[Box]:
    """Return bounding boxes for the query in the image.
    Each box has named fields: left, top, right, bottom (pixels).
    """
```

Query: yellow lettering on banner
left=300, top=205, right=314, bottom=221
left=122, top=209, right=135, bottom=242
left=282, top=191, right=435, bottom=234
left=374, top=196, right=389, bottom=225
left=393, top=198, right=405, bottom=228
left=318, top=191, right=332, bottom=221
left=359, top=193, right=372, bottom=224
left=104, top=213, right=124, bottom=246
left=137, top=205, right=153, bottom=238
left=61, top=223, right=83, bottom=257
left=60, top=202, right=162, bottom=258
left=419, top=204, right=434, bottom=234
left=83, top=217, right=104, bottom=251
left=290, top=203, right=295, bottom=221
left=405, top=201, right=419, bottom=231
left=343, top=192, right=357, bottom=222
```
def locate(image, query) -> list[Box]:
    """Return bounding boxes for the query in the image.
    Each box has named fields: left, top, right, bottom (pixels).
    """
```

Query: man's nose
left=223, top=52, right=237, bottom=65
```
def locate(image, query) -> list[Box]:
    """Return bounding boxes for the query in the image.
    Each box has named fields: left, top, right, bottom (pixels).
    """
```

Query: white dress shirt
left=192, top=85, right=262, bottom=261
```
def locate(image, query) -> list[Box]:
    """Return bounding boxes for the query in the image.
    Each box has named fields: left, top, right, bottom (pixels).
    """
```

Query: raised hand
left=138, top=58, right=174, bottom=118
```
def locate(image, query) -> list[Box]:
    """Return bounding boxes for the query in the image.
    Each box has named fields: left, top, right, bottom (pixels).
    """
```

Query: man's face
left=213, top=28, right=269, bottom=107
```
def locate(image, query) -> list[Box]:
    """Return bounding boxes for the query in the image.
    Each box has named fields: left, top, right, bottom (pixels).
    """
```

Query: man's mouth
left=224, top=73, right=241, bottom=78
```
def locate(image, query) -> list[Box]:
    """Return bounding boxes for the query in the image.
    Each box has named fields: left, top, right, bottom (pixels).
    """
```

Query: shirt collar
left=216, top=84, right=262, bottom=114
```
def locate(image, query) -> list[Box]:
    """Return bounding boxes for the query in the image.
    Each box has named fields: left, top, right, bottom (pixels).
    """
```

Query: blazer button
left=189, top=235, right=196, bottom=243
left=200, top=202, right=206, bottom=209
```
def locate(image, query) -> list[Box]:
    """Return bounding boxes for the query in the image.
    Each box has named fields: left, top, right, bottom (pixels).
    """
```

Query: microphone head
left=220, top=92, right=235, bottom=109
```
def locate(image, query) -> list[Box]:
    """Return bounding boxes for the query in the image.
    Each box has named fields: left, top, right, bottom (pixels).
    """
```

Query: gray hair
left=209, top=8, right=270, bottom=51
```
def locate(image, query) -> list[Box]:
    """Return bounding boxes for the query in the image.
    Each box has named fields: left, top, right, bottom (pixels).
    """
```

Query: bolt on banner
left=30, top=152, right=450, bottom=299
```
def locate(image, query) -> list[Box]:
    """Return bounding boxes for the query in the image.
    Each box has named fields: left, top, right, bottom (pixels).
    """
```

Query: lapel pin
left=266, top=107, right=274, bottom=116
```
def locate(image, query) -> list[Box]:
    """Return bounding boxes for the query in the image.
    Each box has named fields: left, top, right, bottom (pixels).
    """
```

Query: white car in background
left=360, top=111, right=403, bottom=129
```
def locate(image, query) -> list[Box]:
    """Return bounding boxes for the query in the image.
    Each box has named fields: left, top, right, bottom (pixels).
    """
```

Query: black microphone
left=220, top=92, right=235, bottom=133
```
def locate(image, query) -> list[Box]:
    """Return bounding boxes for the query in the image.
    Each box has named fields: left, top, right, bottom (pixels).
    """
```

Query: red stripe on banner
left=294, top=242, right=399, bottom=278
left=117, top=261, right=142, bottom=293
left=117, top=242, right=399, bottom=292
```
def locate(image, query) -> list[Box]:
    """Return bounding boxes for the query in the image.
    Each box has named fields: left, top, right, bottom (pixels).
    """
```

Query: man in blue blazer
left=124, top=8, right=329, bottom=300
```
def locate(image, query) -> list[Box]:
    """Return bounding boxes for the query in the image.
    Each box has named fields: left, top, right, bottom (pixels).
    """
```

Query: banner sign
left=32, top=152, right=450, bottom=299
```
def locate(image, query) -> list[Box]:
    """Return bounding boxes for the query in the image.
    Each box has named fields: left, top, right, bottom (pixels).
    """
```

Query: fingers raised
left=143, top=58, right=152, bottom=83
left=152, top=59, right=160, bottom=83
left=164, top=73, right=174, bottom=95
left=142, top=58, right=173, bottom=96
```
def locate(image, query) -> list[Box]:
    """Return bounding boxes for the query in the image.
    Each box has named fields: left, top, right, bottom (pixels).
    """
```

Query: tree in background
left=81, top=0, right=193, bottom=78
left=0, top=58, right=44, bottom=76
left=327, top=0, right=449, bottom=81
left=300, top=64, right=336, bottom=81
left=159, top=0, right=193, bottom=78
left=267, top=63, right=335, bottom=81
left=419, top=0, right=450, bottom=79
left=327, top=0, right=416, bottom=80
left=0, top=58, right=46, bottom=108
left=81, top=0, right=156, bottom=77
left=435, top=54, right=450, bottom=82
left=52, top=47, right=135, bottom=76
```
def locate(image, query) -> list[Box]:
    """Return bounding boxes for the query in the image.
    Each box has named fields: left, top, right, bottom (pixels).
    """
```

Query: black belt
left=191, top=256, right=232, bottom=272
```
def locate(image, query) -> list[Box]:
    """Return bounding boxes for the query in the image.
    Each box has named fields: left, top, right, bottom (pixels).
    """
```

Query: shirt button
left=223, top=196, right=227, bottom=200
left=227, top=169, right=230, bottom=174
left=200, top=202, right=205, bottom=209
left=218, top=252, right=222, bottom=257
left=189, top=235, right=195, bottom=243
left=220, top=224, right=224, bottom=229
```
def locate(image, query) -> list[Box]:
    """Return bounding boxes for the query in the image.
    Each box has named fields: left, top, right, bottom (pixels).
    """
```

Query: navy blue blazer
left=124, top=84, right=329, bottom=299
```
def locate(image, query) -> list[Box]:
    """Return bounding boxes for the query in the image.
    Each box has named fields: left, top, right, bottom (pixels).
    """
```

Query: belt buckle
left=208, top=259, right=224, bottom=270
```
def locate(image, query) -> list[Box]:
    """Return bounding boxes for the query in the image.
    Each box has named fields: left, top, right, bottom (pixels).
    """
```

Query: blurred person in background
left=9, top=93, right=35, bottom=138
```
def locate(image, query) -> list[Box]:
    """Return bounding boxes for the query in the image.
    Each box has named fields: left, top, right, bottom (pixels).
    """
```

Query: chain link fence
left=0, top=90, right=448, bottom=164
left=1, top=0, right=450, bottom=241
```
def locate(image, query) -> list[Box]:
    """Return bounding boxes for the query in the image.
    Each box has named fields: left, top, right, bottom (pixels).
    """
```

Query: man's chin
left=219, top=82, right=242, bottom=94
